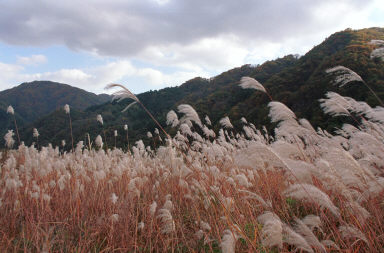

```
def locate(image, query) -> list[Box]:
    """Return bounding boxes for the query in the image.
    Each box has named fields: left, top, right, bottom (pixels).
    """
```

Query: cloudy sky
left=0, top=0, right=383, bottom=94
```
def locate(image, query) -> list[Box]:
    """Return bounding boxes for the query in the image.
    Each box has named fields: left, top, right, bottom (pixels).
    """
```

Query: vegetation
left=0, top=81, right=110, bottom=139
left=4, top=27, right=383, bottom=150
left=0, top=27, right=383, bottom=252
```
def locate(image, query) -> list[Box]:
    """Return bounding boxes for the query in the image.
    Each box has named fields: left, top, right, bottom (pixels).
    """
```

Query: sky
left=0, top=0, right=383, bottom=95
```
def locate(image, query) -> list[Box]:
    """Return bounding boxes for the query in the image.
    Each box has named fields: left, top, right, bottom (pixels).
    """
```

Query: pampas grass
left=64, top=104, right=74, bottom=152
left=326, top=65, right=384, bottom=106
left=106, top=83, right=171, bottom=139
left=7, top=105, right=20, bottom=146
left=0, top=69, right=383, bottom=252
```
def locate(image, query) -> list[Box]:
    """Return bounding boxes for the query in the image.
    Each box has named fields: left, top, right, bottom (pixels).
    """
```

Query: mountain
left=0, top=81, right=111, bottom=139
left=7, top=27, right=384, bottom=149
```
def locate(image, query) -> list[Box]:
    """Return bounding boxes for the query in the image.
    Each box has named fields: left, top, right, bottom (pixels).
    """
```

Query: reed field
left=1, top=42, right=384, bottom=252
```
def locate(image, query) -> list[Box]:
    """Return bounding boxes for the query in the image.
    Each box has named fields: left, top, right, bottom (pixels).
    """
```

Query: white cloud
left=26, top=69, right=92, bottom=84
left=16, top=54, right=47, bottom=65
left=0, top=0, right=382, bottom=94
left=139, top=35, right=249, bottom=72
left=0, top=59, right=207, bottom=93
left=0, top=0, right=379, bottom=58
left=0, top=62, right=24, bottom=89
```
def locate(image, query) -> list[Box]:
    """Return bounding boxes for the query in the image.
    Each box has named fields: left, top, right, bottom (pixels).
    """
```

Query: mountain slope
left=11, top=27, right=384, bottom=148
left=0, top=81, right=111, bottom=139
left=0, top=81, right=110, bottom=122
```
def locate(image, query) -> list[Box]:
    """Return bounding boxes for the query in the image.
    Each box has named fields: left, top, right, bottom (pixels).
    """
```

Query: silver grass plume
left=205, top=115, right=211, bottom=126
left=257, top=211, right=283, bottom=249
left=239, top=76, right=272, bottom=100
left=7, top=105, right=14, bottom=115
left=33, top=128, right=40, bottom=149
left=220, top=229, right=239, bottom=253
left=166, top=110, right=179, bottom=127
left=284, top=184, right=340, bottom=217
left=301, top=215, right=322, bottom=232
left=157, top=209, right=175, bottom=234
left=149, top=201, right=157, bottom=217
left=282, top=224, right=314, bottom=253
left=369, top=39, right=384, bottom=60
left=326, top=66, right=384, bottom=106
left=106, top=83, right=170, bottom=139
left=239, top=76, right=266, bottom=92
left=95, top=135, right=103, bottom=149
left=64, top=104, right=70, bottom=114
left=294, top=218, right=326, bottom=252
left=33, top=128, right=39, bottom=138
left=370, top=47, right=384, bottom=60
left=219, top=116, right=233, bottom=129
left=177, top=104, right=202, bottom=127
left=319, top=92, right=351, bottom=117
left=7, top=105, right=20, bottom=145
left=268, top=101, right=296, bottom=123
left=96, top=114, right=103, bottom=125
left=4, top=130, right=15, bottom=148
left=326, top=66, right=363, bottom=87
left=105, top=83, right=139, bottom=112
left=369, top=39, right=384, bottom=46
left=64, top=104, right=74, bottom=151
left=339, top=225, right=368, bottom=244
left=106, top=83, right=139, bottom=102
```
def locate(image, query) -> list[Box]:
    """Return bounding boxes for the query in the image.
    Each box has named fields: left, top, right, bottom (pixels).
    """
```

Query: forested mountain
left=3, top=27, right=384, bottom=149
left=0, top=81, right=110, bottom=138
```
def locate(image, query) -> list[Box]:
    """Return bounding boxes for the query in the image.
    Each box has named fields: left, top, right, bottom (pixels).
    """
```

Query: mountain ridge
left=2, top=27, right=384, bottom=148
left=0, top=80, right=111, bottom=139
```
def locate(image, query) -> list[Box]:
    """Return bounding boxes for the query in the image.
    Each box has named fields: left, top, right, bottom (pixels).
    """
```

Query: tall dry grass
left=1, top=92, right=384, bottom=252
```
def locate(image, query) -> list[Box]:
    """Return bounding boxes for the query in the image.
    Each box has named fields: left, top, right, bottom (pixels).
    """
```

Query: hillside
left=0, top=81, right=110, bottom=138
left=11, top=27, right=384, bottom=148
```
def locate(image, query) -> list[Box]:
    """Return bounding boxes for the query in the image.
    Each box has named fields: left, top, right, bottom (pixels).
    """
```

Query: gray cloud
left=0, top=0, right=372, bottom=57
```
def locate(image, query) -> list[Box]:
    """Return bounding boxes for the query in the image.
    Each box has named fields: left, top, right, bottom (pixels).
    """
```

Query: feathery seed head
left=221, top=229, right=239, bottom=253
left=4, top=130, right=15, bottom=148
left=97, top=114, right=103, bottom=125
left=7, top=105, right=14, bottom=115
left=319, top=92, right=351, bottom=116
left=177, top=104, right=202, bottom=127
left=166, top=110, right=179, bottom=127
left=326, top=66, right=364, bottom=87
left=64, top=104, right=70, bottom=114
left=110, top=193, right=118, bottom=204
left=219, top=116, right=234, bottom=129
left=105, top=83, right=139, bottom=104
left=95, top=135, right=103, bottom=148
left=114, top=130, right=118, bottom=137
left=257, top=211, right=283, bottom=249
left=33, top=128, right=39, bottom=138
left=124, top=124, right=128, bottom=130
left=149, top=201, right=157, bottom=216
left=205, top=115, right=211, bottom=126
left=239, top=76, right=266, bottom=93
left=369, top=39, right=384, bottom=46
left=268, top=101, right=296, bottom=123
left=371, top=47, right=384, bottom=60
left=284, top=184, right=340, bottom=217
